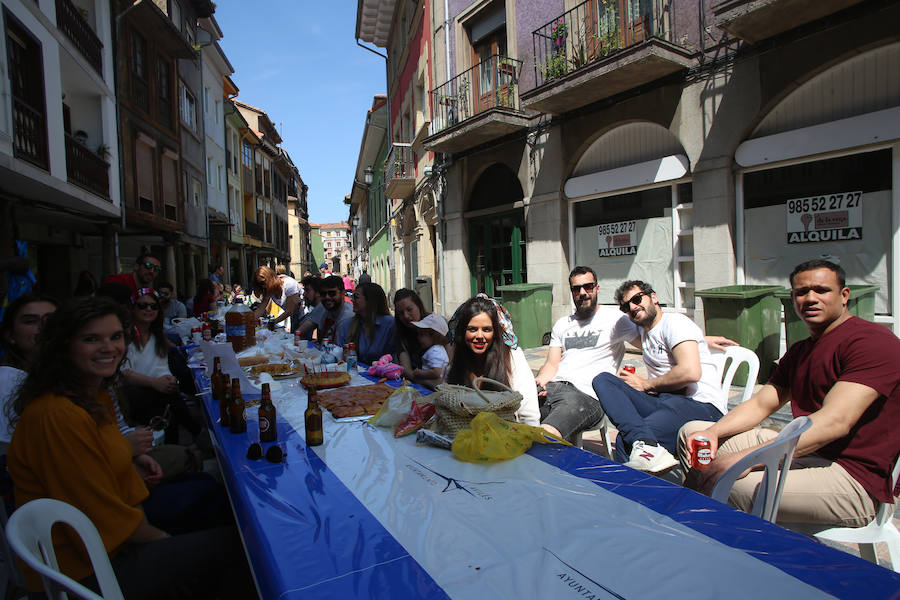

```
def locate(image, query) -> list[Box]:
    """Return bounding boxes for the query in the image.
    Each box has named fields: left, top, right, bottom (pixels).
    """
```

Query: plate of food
left=300, top=371, right=351, bottom=389
left=248, top=362, right=301, bottom=379
left=316, top=383, right=395, bottom=418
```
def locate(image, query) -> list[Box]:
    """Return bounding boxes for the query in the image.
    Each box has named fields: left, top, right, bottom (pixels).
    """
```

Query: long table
left=191, top=361, right=900, bottom=600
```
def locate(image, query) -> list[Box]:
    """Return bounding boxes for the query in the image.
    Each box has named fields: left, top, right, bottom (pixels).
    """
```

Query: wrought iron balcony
left=385, top=142, right=414, bottom=199
left=245, top=219, right=262, bottom=240
left=522, top=0, right=693, bottom=114
left=64, top=133, right=110, bottom=198
left=425, top=54, right=528, bottom=153
left=56, top=0, right=103, bottom=75
left=12, top=97, right=49, bottom=170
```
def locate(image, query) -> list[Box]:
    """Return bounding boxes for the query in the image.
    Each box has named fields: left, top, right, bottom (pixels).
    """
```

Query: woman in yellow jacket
left=7, top=296, right=256, bottom=599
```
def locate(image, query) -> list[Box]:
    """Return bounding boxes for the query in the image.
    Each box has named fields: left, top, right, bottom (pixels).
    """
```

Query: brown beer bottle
left=211, top=356, right=223, bottom=405
left=219, top=374, right=231, bottom=428
left=304, top=387, right=323, bottom=446
left=258, top=383, right=277, bottom=442
left=229, top=378, right=247, bottom=433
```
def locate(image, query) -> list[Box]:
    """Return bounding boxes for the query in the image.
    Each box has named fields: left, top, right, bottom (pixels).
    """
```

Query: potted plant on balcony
left=550, top=19, right=567, bottom=49
left=96, top=144, right=110, bottom=161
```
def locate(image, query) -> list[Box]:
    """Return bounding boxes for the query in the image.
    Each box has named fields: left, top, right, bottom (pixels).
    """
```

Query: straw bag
left=433, top=377, right=523, bottom=438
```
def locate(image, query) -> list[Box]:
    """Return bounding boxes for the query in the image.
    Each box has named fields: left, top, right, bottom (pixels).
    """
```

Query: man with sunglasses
left=103, top=253, right=162, bottom=296
left=535, top=266, right=639, bottom=443
left=591, top=280, right=725, bottom=472
left=294, top=275, right=353, bottom=341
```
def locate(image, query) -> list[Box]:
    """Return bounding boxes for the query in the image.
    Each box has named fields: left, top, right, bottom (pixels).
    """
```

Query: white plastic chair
left=710, top=416, right=812, bottom=522
left=576, top=346, right=760, bottom=458
left=5, top=498, right=124, bottom=600
left=711, top=345, right=760, bottom=406
left=813, top=455, right=900, bottom=571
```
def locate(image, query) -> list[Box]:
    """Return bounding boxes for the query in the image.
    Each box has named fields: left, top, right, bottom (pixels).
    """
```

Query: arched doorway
left=565, top=122, right=692, bottom=309
left=467, top=163, right=525, bottom=297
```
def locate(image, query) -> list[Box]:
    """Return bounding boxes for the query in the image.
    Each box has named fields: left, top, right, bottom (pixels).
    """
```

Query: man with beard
left=295, top=274, right=353, bottom=341
left=592, top=280, right=725, bottom=472
left=102, top=253, right=162, bottom=295
left=535, top=266, right=638, bottom=442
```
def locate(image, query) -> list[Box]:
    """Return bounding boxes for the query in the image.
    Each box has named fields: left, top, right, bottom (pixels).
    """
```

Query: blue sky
left=215, top=2, right=386, bottom=225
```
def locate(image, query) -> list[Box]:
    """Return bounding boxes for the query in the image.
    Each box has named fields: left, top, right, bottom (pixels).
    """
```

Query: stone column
left=164, top=244, right=177, bottom=293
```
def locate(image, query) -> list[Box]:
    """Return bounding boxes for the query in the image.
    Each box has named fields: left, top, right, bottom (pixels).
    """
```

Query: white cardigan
left=509, top=346, right=540, bottom=426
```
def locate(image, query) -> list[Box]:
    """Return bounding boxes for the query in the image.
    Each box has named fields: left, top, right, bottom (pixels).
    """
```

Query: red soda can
left=294, top=330, right=303, bottom=347
left=622, top=365, right=636, bottom=374
left=201, top=321, right=212, bottom=341
left=692, top=436, right=712, bottom=469
left=191, top=327, right=201, bottom=344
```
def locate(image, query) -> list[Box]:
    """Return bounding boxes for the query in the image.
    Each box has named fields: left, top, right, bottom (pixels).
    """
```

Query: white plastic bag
left=369, top=384, right=422, bottom=428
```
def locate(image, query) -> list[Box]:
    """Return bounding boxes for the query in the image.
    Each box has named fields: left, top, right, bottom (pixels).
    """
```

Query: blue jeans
left=592, top=372, right=723, bottom=463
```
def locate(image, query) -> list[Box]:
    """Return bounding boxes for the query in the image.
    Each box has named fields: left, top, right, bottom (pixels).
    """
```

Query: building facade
left=0, top=0, right=120, bottom=299
left=359, top=0, right=900, bottom=341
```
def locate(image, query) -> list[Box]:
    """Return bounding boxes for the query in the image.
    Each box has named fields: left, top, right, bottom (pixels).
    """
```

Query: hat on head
left=411, top=314, right=448, bottom=337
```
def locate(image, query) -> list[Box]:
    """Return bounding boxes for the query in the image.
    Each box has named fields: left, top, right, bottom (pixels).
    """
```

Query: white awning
left=735, top=106, right=900, bottom=168
left=564, top=154, right=689, bottom=200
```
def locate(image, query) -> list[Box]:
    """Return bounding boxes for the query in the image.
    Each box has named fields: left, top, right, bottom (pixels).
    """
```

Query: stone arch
left=466, top=162, right=524, bottom=212
left=750, top=40, right=900, bottom=141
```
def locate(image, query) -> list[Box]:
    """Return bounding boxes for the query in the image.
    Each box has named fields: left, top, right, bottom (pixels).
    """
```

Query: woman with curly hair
left=7, top=296, right=256, bottom=598
left=251, top=265, right=301, bottom=330
left=336, top=282, right=395, bottom=364
left=445, top=296, right=539, bottom=426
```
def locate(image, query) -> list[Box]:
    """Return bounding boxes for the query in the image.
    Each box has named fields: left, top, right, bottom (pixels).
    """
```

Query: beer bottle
left=211, top=356, right=223, bottom=401
left=258, top=383, right=277, bottom=442
left=229, top=378, right=247, bottom=433
left=304, top=387, right=323, bottom=446
left=219, top=374, right=231, bottom=428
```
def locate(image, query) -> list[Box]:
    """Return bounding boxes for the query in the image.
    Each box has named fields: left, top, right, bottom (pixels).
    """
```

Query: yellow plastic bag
left=451, top=412, right=571, bottom=463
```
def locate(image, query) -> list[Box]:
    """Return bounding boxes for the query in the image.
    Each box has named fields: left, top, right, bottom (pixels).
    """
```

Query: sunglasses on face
left=142, top=262, right=162, bottom=273
left=156, top=290, right=170, bottom=297
left=570, top=282, right=597, bottom=294
left=619, top=292, right=650, bottom=313
left=246, top=443, right=287, bottom=463
left=322, top=290, right=341, bottom=297
left=135, top=302, right=160, bottom=311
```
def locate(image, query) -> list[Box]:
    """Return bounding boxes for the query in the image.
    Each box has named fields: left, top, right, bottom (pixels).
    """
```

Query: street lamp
left=364, top=166, right=374, bottom=185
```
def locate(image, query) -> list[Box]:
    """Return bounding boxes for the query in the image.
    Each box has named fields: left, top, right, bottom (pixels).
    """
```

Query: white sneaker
left=623, top=441, right=678, bottom=473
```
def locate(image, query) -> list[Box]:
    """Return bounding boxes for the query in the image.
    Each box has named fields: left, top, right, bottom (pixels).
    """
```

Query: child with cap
left=410, top=313, right=450, bottom=388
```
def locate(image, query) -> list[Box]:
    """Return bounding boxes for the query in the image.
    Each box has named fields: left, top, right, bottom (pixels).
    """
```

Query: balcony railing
left=64, top=133, right=110, bottom=198
left=385, top=142, right=415, bottom=199
left=245, top=219, right=262, bottom=239
left=12, top=98, right=49, bottom=170
left=56, top=0, right=103, bottom=75
left=430, top=54, right=522, bottom=136
left=532, top=0, right=674, bottom=87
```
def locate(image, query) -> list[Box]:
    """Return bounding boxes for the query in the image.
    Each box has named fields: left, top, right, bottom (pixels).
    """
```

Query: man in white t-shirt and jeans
left=592, top=280, right=725, bottom=472
left=535, top=266, right=638, bottom=442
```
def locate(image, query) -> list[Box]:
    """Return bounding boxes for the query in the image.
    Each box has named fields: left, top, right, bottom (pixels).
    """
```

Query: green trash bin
left=496, top=283, right=553, bottom=349
left=695, top=285, right=783, bottom=385
left=775, top=284, right=879, bottom=349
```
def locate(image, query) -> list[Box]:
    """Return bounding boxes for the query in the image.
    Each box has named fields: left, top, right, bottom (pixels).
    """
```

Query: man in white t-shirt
left=592, top=280, right=725, bottom=472
left=535, top=266, right=638, bottom=442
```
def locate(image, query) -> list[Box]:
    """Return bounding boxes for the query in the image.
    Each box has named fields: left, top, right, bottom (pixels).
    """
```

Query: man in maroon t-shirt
left=678, top=259, right=899, bottom=527
left=102, top=253, right=162, bottom=295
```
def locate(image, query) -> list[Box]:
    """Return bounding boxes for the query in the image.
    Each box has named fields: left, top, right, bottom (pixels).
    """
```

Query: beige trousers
left=678, top=421, right=876, bottom=528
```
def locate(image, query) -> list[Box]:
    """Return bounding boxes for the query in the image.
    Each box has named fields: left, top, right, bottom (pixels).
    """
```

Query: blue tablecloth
left=191, top=363, right=900, bottom=600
